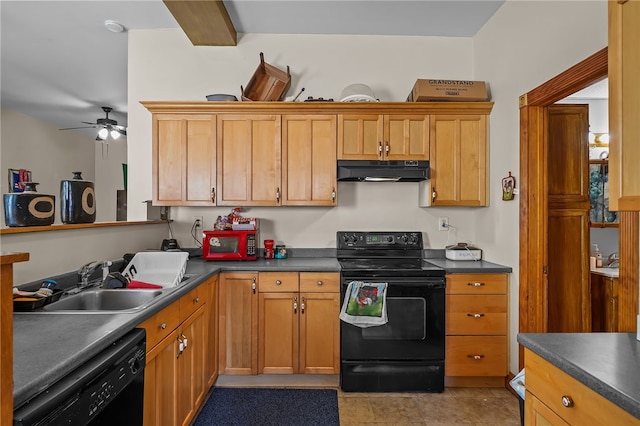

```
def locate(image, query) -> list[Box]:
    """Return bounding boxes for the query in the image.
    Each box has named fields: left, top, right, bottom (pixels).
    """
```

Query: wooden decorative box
left=241, top=52, right=291, bottom=101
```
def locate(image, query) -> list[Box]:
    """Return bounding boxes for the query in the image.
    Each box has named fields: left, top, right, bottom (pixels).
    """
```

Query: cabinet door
left=258, top=292, right=299, bottom=374
left=429, top=115, right=487, bottom=206
left=217, top=115, right=281, bottom=206
left=282, top=115, right=337, bottom=206
left=218, top=273, right=258, bottom=374
left=299, top=292, right=340, bottom=374
left=525, top=390, right=570, bottom=426
left=153, top=114, right=217, bottom=206
left=144, top=329, right=179, bottom=426
left=204, top=275, right=219, bottom=388
left=177, top=305, right=207, bottom=426
left=385, top=115, right=429, bottom=160
left=609, top=0, right=640, bottom=211
left=337, top=114, right=384, bottom=160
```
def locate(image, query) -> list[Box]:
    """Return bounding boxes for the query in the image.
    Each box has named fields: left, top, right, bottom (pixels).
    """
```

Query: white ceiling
left=0, top=0, right=508, bottom=136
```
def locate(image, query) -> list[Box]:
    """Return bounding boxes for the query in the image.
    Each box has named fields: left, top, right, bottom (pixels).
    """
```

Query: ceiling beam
left=162, top=0, right=237, bottom=46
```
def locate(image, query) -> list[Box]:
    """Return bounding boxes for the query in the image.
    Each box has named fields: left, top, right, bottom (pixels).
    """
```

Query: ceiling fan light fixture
left=104, top=20, right=125, bottom=33
left=98, top=128, right=109, bottom=139
left=110, top=130, right=121, bottom=140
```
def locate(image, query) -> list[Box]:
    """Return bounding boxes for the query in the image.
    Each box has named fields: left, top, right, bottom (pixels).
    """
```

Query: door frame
left=518, top=47, right=639, bottom=367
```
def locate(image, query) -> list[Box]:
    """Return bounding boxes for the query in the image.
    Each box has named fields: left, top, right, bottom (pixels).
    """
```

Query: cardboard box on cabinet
left=407, top=79, right=490, bottom=102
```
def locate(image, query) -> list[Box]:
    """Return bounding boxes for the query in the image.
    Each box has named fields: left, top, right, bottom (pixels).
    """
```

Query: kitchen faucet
left=77, top=260, right=112, bottom=290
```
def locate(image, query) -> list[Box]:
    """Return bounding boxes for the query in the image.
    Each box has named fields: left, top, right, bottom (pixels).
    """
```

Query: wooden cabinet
left=609, top=0, right=640, bottom=211
left=524, top=349, right=638, bottom=425
left=204, top=275, right=219, bottom=388
left=337, top=114, right=429, bottom=160
left=590, top=272, right=619, bottom=332
left=217, top=115, right=281, bottom=206
left=425, top=114, right=488, bottom=206
left=140, top=283, right=209, bottom=426
left=282, top=115, right=337, bottom=206
left=258, top=272, right=340, bottom=375
left=218, top=272, right=258, bottom=375
left=445, top=273, right=508, bottom=386
left=152, top=114, right=217, bottom=206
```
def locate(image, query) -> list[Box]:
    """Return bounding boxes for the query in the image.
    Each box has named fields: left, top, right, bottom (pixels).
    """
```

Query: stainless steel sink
left=41, top=289, right=163, bottom=312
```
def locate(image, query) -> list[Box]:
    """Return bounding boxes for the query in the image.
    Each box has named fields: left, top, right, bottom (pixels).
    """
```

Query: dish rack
left=122, top=252, right=189, bottom=288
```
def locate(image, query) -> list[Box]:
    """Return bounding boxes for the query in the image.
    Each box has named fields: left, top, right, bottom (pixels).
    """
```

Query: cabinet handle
left=467, top=313, right=485, bottom=318
left=332, top=188, right=336, bottom=204
left=301, top=297, right=305, bottom=314
left=378, top=141, right=383, bottom=157
left=160, top=322, right=167, bottom=330
left=385, top=141, right=390, bottom=155
left=432, top=187, right=437, bottom=203
left=467, top=354, right=485, bottom=360
left=317, top=280, right=323, bottom=286
left=275, top=280, right=282, bottom=286
left=252, top=277, right=256, bottom=294
left=193, top=297, right=200, bottom=304
left=468, top=282, right=485, bottom=287
left=276, top=187, right=280, bottom=203
left=561, top=396, right=574, bottom=408
left=293, top=296, right=297, bottom=314
left=211, top=188, right=216, bottom=203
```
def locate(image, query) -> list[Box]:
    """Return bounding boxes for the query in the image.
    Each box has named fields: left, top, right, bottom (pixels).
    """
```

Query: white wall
left=127, top=31, right=481, bottom=249
left=473, top=0, right=607, bottom=372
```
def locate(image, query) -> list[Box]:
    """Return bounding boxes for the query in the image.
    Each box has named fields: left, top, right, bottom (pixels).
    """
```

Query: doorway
left=518, top=47, right=639, bottom=367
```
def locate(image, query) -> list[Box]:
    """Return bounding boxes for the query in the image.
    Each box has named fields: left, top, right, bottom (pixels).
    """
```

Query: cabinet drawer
left=180, top=284, right=207, bottom=319
left=445, top=336, right=507, bottom=376
left=525, top=350, right=638, bottom=425
left=258, top=272, right=299, bottom=292
left=299, top=272, right=340, bottom=293
left=139, top=302, right=181, bottom=350
left=446, top=274, right=507, bottom=294
left=446, top=295, right=507, bottom=335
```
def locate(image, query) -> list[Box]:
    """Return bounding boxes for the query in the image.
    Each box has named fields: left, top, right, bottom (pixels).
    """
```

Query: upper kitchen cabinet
left=609, top=0, right=640, bottom=211
left=152, top=114, right=217, bottom=206
left=337, top=114, right=429, bottom=161
left=282, top=115, right=337, bottom=206
left=423, top=114, right=489, bottom=206
left=217, top=115, right=282, bottom=206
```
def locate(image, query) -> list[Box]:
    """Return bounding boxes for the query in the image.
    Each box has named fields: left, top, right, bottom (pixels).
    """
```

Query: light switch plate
left=637, top=316, right=640, bottom=341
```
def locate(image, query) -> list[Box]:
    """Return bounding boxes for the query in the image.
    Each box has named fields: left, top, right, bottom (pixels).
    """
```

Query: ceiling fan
left=59, top=106, right=127, bottom=140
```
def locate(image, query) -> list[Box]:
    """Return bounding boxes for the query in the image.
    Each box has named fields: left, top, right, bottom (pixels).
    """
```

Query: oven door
left=340, top=276, right=445, bottom=361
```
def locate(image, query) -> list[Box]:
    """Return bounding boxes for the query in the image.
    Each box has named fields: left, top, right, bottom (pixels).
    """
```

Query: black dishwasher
left=14, top=328, right=146, bottom=426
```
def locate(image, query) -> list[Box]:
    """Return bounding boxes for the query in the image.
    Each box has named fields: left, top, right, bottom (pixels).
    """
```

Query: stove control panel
left=338, top=231, right=423, bottom=249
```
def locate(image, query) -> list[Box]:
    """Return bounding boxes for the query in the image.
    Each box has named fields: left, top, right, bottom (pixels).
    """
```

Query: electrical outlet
left=438, top=217, right=449, bottom=231
left=194, top=216, right=203, bottom=231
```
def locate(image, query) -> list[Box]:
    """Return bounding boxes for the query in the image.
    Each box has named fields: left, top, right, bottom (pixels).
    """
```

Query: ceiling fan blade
left=59, top=126, right=97, bottom=130
left=81, top=121, right=99, bottom=126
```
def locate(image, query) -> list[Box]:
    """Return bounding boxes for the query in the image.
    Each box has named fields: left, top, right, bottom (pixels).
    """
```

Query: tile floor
left=215, top=375, right=522, bottom=425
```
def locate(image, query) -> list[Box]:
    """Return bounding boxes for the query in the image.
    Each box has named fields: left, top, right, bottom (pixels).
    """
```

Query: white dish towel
left=339, top=281, right=388, bottom=328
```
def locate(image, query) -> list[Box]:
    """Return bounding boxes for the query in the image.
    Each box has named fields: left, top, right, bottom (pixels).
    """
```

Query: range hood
left=337, top=160, right=429, bottom=182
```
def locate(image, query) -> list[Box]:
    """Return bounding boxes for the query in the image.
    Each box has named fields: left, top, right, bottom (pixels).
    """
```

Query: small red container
left=264, top=239, right=275, bottom=259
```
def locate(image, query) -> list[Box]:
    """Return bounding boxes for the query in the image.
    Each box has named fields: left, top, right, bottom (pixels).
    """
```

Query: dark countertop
left=518, top=332, right=640, bottom=419
left=13, top=253, right=510, bottom=408
left=424, top=258, right=513, bottom=273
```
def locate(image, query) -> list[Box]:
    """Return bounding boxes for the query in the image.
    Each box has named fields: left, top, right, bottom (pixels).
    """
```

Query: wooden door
left=177, top=305, right=207, bottom=426
left=384, top=115, right=429, bottom=160
left=218, top=273, right=258, bottom=374
left=337, top=114, right=383, bottom=160
left=429, top=115, right=487, bottom=206
left=144, top=329, right=179, bottom=426
left=282, top=115, right=337, bottom=206
left=153, top=114, right=217, bottom=206
left=546, top=104, right=590, bottom=332
left=217, top=115, right=281, bottom=206
left=204, top=275, right=219, bottom=388
left=258, top=292, right=299, bottom=374
left=299, top=292, right=340, bottom=374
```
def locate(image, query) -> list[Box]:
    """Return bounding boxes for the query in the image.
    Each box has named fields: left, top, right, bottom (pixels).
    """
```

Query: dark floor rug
left=193, top=388, right=340, bottom=426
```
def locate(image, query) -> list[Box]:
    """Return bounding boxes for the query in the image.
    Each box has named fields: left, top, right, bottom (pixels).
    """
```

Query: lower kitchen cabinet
left=140, top=279, right=211, bottom=426
left=258, top=272, right=340, bottom=375
left=445, top=273, right=508, bottom=387
left=204, top=274, right=219, bottom=387
left=524, top=349, right=638, bottom=425
left=590, top=272, right=619, bottom=332
left=218, top=272, right=258, bottom=375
